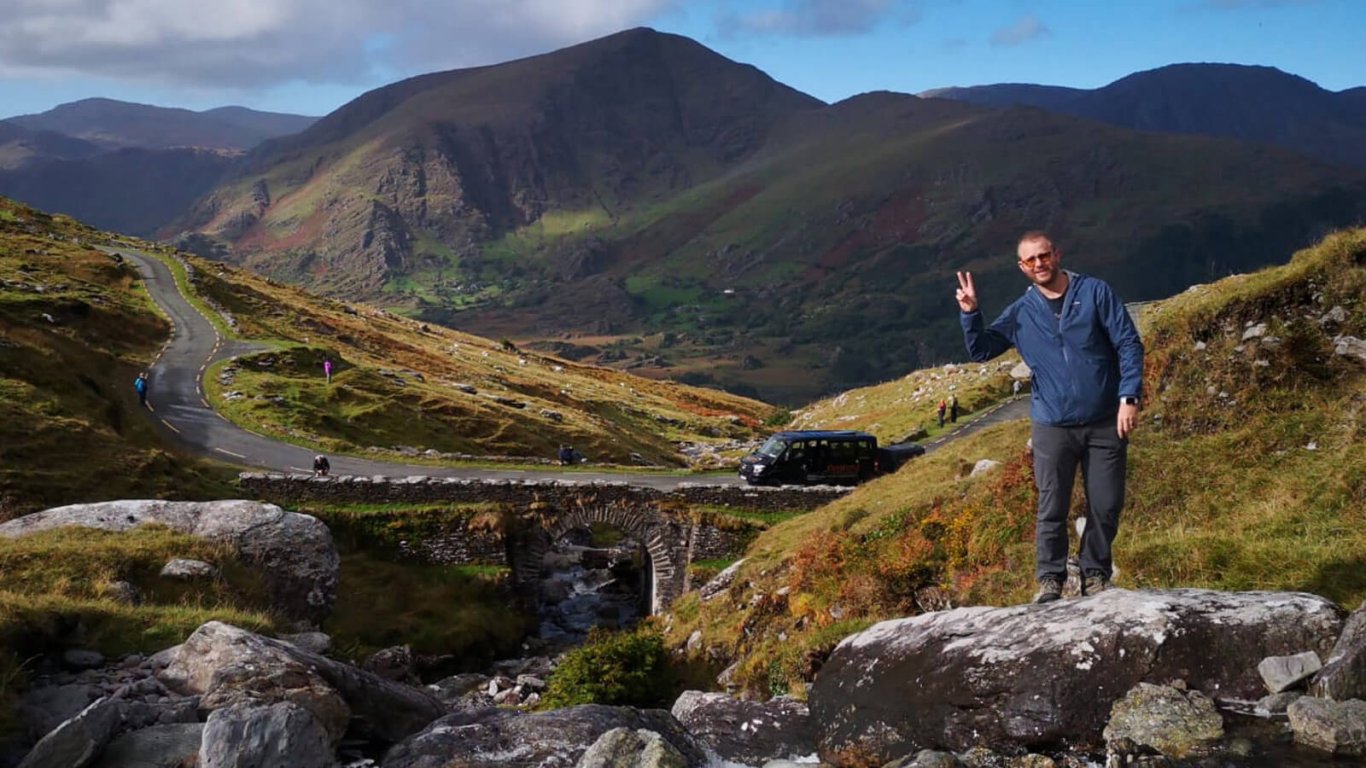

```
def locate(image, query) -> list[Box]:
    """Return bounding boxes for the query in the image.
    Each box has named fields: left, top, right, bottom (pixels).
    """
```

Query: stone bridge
left=238, top=473, right=847, bottom=613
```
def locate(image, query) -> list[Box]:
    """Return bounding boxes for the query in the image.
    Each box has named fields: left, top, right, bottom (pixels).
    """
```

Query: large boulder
left=156, top=621, right=445, bottom=743
left=199, top=702, right=333, bottom=768
left=1311, top=600, right=1366, bottom=700
left=809, top=589, right=1343, bottom=763
left=17, top=696, right=123, bottom=768
left=670, top=691, right=814, bottom=765
left=0, top=500, right=338, bottom=626
left=381, top=705, right=706, bottom=768
left=1287, top=697, right=1366, bottom=756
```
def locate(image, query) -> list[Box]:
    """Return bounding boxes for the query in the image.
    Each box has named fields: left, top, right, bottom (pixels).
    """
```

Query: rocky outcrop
left=0, top=500, right=338, bottom=626
left=809, top=589, right=1344, bottom=762
left=1101, top=682, right=1223, bottom=758
left=381, top=705, right=706, bottom=768
left=1287, top=697, right=1366, bottom=756
left=156, top=621, right=445, bottom=743
left=1311, top=600, right=1366, bottom=700
left=669, top=691, right=813, bottom=765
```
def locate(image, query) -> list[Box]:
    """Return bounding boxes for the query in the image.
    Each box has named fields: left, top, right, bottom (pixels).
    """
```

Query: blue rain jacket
left=961, top=271, right=1143, bottom=426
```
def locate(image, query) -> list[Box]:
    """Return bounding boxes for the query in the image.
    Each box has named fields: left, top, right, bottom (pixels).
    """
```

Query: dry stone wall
left=237, top=474, right=846, bottom=511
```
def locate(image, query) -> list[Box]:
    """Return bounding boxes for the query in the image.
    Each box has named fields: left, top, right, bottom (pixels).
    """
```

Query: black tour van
left=738, top=430, right=923, bottom=486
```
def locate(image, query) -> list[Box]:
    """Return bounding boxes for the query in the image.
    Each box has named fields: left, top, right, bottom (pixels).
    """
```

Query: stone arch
left=510, top=500, right=690, bottom=615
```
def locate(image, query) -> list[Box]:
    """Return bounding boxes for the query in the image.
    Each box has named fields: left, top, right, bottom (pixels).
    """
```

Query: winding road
left=111, top=246, right=1028, bottom=490
left=110, top=247, right=740, bottom=490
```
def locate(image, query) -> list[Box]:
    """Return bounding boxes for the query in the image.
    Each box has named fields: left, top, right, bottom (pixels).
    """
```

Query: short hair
left=1018, top=230, right=1052, bottom=246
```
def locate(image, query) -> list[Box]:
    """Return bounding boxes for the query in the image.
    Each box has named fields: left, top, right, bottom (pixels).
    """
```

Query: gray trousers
left=1031, top=419, right=1128, bottom=581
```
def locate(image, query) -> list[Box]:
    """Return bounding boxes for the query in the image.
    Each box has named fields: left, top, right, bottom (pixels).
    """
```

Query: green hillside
left=664, top=228, right=1366, bottom=697
left=0, top=198, right=235, bottom=513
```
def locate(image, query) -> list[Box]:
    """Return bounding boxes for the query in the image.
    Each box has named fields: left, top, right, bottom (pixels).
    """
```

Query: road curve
left=110, top=247, right=743, bottom=491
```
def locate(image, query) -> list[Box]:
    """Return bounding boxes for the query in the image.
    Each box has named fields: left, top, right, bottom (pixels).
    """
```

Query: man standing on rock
left=956, top=231, right=1143, bottom=604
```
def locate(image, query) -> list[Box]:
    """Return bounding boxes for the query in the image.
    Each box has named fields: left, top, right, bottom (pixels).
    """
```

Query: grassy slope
left=188, top=255, right=776, bottom=466
left=664, top=228, right=1366, bottom=697
left=0, top=198, right=238, bottom=514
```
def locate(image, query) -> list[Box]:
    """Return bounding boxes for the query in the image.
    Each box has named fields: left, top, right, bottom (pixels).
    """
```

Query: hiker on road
left=956, top=231, right=1143, bottom=605
left=134, top=372, right=149, bottom=407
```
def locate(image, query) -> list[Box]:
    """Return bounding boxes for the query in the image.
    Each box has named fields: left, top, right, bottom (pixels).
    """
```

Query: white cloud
left=0, top=0, right=676, bottom=89
left=990, top=13, right=1049, bottom=47
left=717, top=0, right=914, bottom=39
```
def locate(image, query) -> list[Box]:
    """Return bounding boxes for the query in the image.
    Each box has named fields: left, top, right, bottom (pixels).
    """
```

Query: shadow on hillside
left=1303, top=554, right=1366, bottom=608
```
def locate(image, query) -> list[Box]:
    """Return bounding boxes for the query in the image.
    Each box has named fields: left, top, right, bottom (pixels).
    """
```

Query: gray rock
left=969, top=459, right=1001, bottom=477
left=91, top=722, right=204, bottom=768
left=0, top=501, right=339, bottom=627
left=1311, top=599, right=1366, bottom=700
left=809, top=589, right=1343, bottom=761
left=102, top=581, right=142, bottom=606
left=199, top=702, right=334, bottom=768
left=1102, top=682, right=1224, bottom=758
left=381, top=705, right=705, bottom=768
left=62, top=650, right=106, bottom=671
left=159, top=558, right=218, bottom=580
left=1255, top=691, right=1303, bottom=716
left=1286, top=697, right=1366, bottom=756
left=18, top=684, right=102, bottom=744
left=17, top=695, right=123, bottom=768
left=280, top=631, right=333, bottom=656
left=427, top=673, right=490, bottom=707
left=1258, top=651, right=1322, bottom=693
left=158, top=621, right=444, bottom=744
left=670, top=691, right=813, bottom=765
left=1333, top=335, right=1366, bottom=363
left=698, top=560, right=744, bottom=602
left=199, top=661, right=350, bottom=747
left=575, top=727, right=688, bottom=768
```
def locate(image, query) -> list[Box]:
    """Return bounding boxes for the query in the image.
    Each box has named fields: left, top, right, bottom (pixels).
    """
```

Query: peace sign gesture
left=956, top=271, right=978, bottom=313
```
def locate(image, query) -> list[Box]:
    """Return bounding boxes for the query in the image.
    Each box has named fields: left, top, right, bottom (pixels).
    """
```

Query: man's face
left=1017, top=237, right=1062, bottom=288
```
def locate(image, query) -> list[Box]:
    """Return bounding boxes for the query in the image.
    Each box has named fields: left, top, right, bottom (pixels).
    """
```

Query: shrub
left=541, top=627, right=674, bottom=708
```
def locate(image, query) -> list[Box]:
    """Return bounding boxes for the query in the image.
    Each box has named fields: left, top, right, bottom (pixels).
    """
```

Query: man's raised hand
left=956, top=271, right=978, bottom=313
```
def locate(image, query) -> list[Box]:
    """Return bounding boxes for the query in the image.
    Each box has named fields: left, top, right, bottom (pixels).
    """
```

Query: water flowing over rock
left=0, top=500, right=339, bottom=627
left=381, top=705, right=705, bottom=768
left=809, top=589, right=1343, bottom=763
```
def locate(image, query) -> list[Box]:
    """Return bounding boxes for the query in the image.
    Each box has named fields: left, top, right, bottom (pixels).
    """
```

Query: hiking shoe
left=1082, top=572, right=1110, bottom=596
left=1033, top=576, right=1063, bottom=604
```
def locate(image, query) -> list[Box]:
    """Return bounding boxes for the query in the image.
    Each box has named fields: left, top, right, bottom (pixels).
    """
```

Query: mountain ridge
left=921, top=63, right=1366, bottom=169
left=6, top=97, right=318, bottom=151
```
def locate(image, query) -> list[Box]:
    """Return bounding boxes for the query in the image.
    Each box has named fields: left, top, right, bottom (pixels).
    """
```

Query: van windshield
left=756, top=436, right=789, bottom=458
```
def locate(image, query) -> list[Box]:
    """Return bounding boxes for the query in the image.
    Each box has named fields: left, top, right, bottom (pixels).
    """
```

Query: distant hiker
left=937, top=399, right=947, bottom=428
left=950, top=395, right=960, bottom=423
left=134, top=372, right=149, bottom=406
left=312, top=455, right=330, bottom=476
left=957, top=231, right=1143, bottom=605
left=1013, top=379, right=1023, bottom=398
left=323, top=359, right=333, bottom=384
left=557, top=444, right=574, bottom=466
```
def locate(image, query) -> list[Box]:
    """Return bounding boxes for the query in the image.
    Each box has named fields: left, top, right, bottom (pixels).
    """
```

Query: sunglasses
left=1019, top=251, right=1055, bottom=267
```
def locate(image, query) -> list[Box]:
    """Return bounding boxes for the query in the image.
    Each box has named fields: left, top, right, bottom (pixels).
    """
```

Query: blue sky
left=0, top=0, right=1360, bottom=119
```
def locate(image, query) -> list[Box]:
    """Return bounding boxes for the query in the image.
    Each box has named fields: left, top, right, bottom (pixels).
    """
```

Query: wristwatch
left=1120, top=396, right=1139, bottom=406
